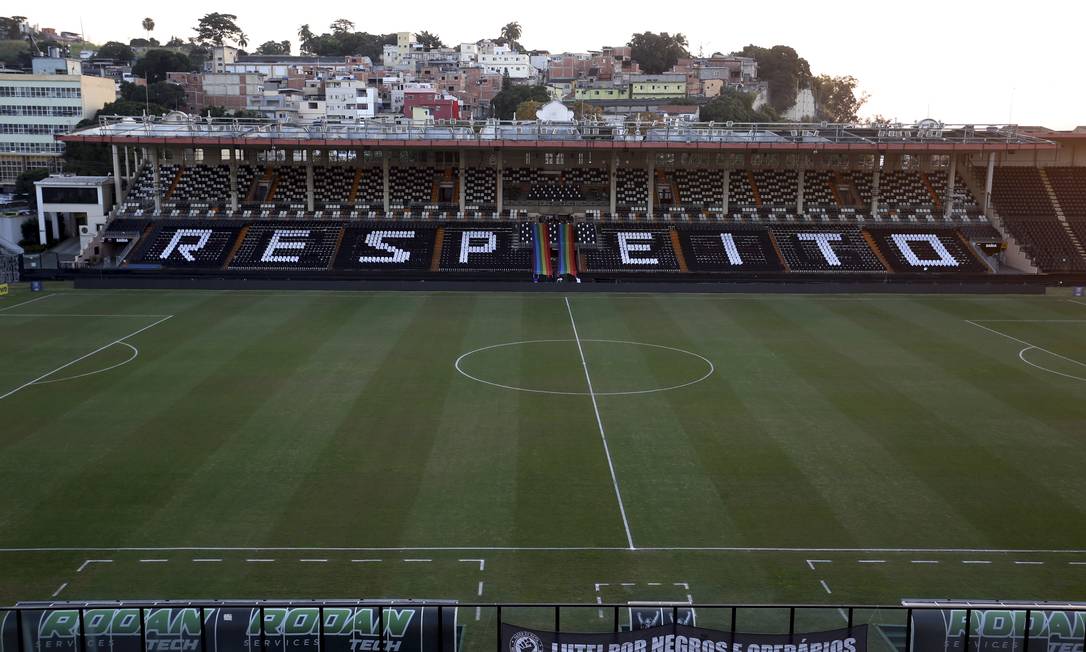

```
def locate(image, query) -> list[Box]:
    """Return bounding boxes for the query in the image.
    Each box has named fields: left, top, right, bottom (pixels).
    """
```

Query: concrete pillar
left=382, top=156, right=390, bottom=214
left=50, top=213, right=60, bottom=240
left=796, top=167, right=805, bottom=215
left=609, top=153, right=617, bottom=216
left=112, top=145, right=123, bottom=206
left=871, top=166, right=881, bottom=219
left=722, top=169, right=730, bottom=215
left=123, top=145, right=130, bottom=181
left=984, top=152, right=996, bottom=214
left=149, top=147, right=162, bottom=214
left=646, top=158, right=655, bottom=217
left=458, top=151, right=466, bottom=214
left=305, top=156, right=315, bottom=213
left=944, top=155, right=957, bottom=219
left=229, top=152, right=238, bottom=213
left=37, top=205, right=47, bottom=245
left=496, top=155, right=504, bottom=215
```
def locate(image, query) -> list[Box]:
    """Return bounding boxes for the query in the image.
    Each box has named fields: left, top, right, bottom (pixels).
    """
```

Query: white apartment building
left=478, top=52, right=531, bottom=79
left=0, top=71, right=116, bottom=187
left=324, top=80, right=377, bottom=121
left=208, top=46, right=240, bottom=73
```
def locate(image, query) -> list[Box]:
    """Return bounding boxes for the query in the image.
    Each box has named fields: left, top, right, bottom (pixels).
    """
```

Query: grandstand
left=42, top=116, right=1086, bottom=283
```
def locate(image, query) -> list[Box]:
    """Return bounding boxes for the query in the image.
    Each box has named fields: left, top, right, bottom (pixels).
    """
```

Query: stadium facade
left=39, top=115, right=1086, bottom=283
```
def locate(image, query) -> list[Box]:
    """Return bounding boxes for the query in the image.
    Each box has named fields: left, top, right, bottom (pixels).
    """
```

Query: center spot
left=454, top=339, right=714, bottom=396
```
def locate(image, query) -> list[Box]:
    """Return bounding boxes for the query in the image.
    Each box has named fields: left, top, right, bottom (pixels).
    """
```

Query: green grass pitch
left=1, top=286, right=1085, bottom=643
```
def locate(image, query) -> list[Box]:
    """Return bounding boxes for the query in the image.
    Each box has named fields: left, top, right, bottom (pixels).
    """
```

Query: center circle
left=454, top=339, right=715, bottom=396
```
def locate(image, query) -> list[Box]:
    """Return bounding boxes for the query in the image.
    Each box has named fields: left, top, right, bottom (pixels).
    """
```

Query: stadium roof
left=59, top=115, right=1057, bottom=152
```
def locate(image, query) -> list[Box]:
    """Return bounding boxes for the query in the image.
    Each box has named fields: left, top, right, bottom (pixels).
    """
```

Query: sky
left=23, top=0, right=1082, bottom=129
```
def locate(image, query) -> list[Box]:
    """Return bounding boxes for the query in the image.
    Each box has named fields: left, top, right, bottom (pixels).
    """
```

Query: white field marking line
left=857, top=559, right=885, bottom=564
left=673, top=582, right=690, bottom=590
left=402, top=558, right=432, bottom=562
left=819, top=580, right=832, bottom=595
left=1070, top=562, right=1086, bottom=565
left=192, top=558, right=222, bottom=563
left=565, top=297, right=635, bottom=551
left=11, top=545, right=1086, bottom=553
left=910, top=560, right=939, bottom=564
left=806, top=559, right=832, bottom=570
left=0, top=293, right=53, bottom=312
left=299, top=558, right=328, bottom=562
left=966, top=320, right=1086, bottom=370
left=972, top=319, right=1086, bottom=323
left=1019, top=347, right=1086, bottom=383
left=246, top=558, right=275, bottom=563
left=138, top=558, right=168, bottom=563
left=1015, top=561, right=1044, bottom=565
left=0, top=314, right=173, bottom=401
left=51, top=582, right=68, bottom=598
left=454, top=339, right=714, bottom=397
left=76, top=559, right=112, bottom=572
left=1068, top=300, right=1086, bottom=308
left=351, top=559, right=382, bottom=563
left=459, top=558, right=485, bottom=571
left=476, top=581, right=484, bottom=621
left=962, top=560, right=991, bottom=564
left=0, top=313, right=171, bottom=318
left=34, top=342, right=139, bottom=385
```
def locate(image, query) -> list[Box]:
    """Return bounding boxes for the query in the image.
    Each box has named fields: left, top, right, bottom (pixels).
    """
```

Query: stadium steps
left=766, top=230, right=790, bottom=271
left=348, top=169, right=363, bottom=204
left=963, top=167, right=1039, bottom=273
left=328, top=226, right=347, bottom=270
left=1040, top=168, right=1086, bottom=258
left=668, top=227, right=689, bottom=272
left=265, top=170, right=282, bottom=202
left=247, top=168, right=274, bottom=203
left=861, top=229, right=895, bottom=272
left=956, top=229, right=996, bottom=273
left=830, top=172, right=846, bottom=207
left=921, top=172, right=942, bottom=209
left=163, top=166, right=184, bottom=200
left=222, top=225, right=250, bottom=268
left=430, top=226, right=445, bottom=271
left=747, top=170, right=763, bottom=207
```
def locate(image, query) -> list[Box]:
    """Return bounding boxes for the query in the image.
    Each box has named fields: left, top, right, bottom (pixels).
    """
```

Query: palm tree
left=297, top=24, right=314, bottom=54
left=141, top=17, right=155, bottom=33
left=500, top=21, right=521, bottom=45
left=237, top=32, right=248, bottom=49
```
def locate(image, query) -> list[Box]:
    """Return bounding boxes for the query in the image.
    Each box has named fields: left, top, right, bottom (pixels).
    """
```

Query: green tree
left=811, top=74, right=868, bottom=123
left=415, top=31, right=444, bottom=51
left=491, top=84, right=549, bottom=120
left=15, top=168, right=49, bottom=209
left=99, top=99, right=169, bottom=116
left=0, top=16, right=26, bottom=40
left=165, top=36, right=184, bottom=47
left=514, top=99, right=542, bottom=120
left=255, top=40, right=291, bottom=55
left=121, top=81, right=185, bottom=110
left=192, top=13, right=245, bottom=47
left=141, top=17, right=155, bottom=38
left=699, top=88, right=776, bottom=123
left=330, top=18, right=355, bottom=34
left=132, top=49, right=192, bottom=83
left=96, top=41, right=135, bottom=63
left=627, top=31, right=688, bottom=75
left=734, top=45, right=812, bottom=115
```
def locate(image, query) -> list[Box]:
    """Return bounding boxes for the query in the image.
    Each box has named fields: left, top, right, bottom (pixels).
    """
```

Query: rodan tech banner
left=911, top=609, right=1085, bottom=652
left=502, top=623, right=866, bottom=652
left=0, top=605, right=457, bottom=652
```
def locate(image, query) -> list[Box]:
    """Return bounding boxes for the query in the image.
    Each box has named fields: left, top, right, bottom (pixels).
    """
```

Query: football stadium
left=4, top=56, right=1086, bottom=649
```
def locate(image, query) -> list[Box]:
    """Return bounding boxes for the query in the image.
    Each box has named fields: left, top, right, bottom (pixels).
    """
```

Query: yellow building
left=0, top=70, right=116, bottom=187
left=628, top=74, right=687, bottom=100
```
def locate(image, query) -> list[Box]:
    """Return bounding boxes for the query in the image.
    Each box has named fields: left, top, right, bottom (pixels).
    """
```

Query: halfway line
left=565, top=296, right=635, bottom=550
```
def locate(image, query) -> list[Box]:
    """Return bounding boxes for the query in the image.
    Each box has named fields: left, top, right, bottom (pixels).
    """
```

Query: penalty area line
left=565, top=296, right=635, bottom=551
left=0, top=315, right=173, bottom=401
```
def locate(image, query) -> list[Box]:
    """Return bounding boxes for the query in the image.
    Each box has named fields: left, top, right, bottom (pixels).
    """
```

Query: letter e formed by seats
left=618, top=232, right=658, bottom=265
left=261, top=229, right=311, bottom=263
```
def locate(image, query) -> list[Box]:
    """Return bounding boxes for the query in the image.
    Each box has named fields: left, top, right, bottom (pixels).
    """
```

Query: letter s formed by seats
left=360, top=230, right=415, bottom=263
